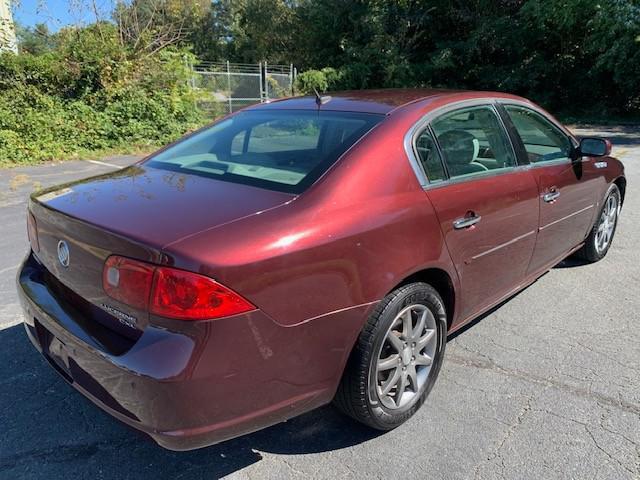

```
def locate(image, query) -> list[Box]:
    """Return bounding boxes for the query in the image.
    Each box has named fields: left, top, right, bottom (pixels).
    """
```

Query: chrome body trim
left=539, top=205, right=595, bottom=231
left=471, top=230, right=536, bottom=260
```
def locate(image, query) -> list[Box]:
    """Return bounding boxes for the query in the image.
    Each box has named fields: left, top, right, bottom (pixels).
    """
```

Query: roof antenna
left=313, top=88, right=332, bottom=106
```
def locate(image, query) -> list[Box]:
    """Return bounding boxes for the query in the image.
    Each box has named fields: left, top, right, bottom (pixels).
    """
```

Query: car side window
left=504, top=106, right=572, bottom=164
left=431, top=106, right=517, bottom=179
left=415, top=129, right=446, bottom=183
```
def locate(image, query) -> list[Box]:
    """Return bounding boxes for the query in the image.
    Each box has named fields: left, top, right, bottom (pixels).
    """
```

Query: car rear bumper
left=17, top=252, right=370, bottom=450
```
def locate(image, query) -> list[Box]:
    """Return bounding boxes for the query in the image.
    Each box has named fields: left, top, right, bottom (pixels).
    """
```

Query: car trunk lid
left=29, top=164, right=294, bottom=340
left=33, top=164, right=295, bottom=248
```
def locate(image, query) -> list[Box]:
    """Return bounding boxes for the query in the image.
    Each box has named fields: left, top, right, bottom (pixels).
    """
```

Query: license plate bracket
left=35, top=320, right=73, bottom=382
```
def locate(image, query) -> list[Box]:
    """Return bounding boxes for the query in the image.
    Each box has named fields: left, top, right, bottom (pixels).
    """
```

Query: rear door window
left=415, top=129, right=446, bottom=183
left=146, top=110, right=383, bottom=194
left=431, top=106, right=517, bottom=179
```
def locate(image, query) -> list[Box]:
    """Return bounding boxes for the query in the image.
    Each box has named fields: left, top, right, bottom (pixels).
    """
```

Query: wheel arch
left=393, top=268, right=456, bottom=331
left=614, top=176, right=626, bottom=206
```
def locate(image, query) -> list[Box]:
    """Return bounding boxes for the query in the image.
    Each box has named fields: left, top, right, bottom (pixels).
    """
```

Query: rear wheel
left=576, top=184, right=621, bottom=263
left=334, top=282, right=446, bottom=430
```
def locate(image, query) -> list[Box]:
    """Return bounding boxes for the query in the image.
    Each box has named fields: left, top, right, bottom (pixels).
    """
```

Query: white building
left=0, top=0, right=18, bottom=53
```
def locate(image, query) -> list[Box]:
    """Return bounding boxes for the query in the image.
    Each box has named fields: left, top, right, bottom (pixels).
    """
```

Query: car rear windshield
left=145, top=109, right=384, bottom=194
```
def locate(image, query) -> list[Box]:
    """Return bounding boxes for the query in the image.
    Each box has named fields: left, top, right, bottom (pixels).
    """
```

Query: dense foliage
left=1, top=22, right=204, bottom=166
left=196, top=0, right=640, bottom=117
left=2, top=0, right=639, bottom=166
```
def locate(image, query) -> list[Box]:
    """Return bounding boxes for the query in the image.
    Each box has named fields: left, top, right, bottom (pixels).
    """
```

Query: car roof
left=246, top=88, right=529, bottom=115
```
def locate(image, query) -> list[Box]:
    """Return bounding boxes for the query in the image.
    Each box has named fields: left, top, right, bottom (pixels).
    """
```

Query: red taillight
left=150, top=267, right=255, bottom=320
left=27, top=211, right=39, bottom=252
left=102, top=256, right=255, bottom=321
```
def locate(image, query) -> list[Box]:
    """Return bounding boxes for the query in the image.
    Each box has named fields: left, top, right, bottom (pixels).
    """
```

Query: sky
left=12, top=0, right=113, bottom=31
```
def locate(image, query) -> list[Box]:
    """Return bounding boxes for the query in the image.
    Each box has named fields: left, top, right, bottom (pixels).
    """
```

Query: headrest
left=437, top=130, right=476, bottom=165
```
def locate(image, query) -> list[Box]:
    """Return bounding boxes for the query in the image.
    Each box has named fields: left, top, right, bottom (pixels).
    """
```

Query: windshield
left=145, top=109, right=384, bottom=194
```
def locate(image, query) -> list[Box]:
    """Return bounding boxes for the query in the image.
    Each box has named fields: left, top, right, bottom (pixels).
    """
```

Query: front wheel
left=576, top=184, right=621, bottom=263
left=333, top=282, right=447, bottom=430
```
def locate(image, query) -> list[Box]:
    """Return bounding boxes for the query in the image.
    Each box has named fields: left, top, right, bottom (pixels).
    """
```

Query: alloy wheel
left=595, top=194, right=618, bottom=254
left=375, top=304, right=438, bottom=410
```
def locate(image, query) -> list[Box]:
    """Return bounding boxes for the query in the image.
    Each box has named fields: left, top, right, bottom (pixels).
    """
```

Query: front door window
left=504, top=106, right=573, bottom=164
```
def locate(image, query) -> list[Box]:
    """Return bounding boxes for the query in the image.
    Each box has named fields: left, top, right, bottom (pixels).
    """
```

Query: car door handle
left=543, top=190, right=561, bottom=203
left=453, top=214, right=482, bottom=229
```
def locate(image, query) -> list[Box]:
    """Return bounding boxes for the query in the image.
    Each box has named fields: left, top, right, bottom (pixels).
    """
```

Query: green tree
left=16, top=23, right=54, bottom=54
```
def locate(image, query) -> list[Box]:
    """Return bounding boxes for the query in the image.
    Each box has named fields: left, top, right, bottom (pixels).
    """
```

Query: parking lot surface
left=0, top=128, right=638, bottom=479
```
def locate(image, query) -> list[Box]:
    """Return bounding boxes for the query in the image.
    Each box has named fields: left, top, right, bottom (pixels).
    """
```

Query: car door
left=415, top=103, right=540, bottom=324
left=500, top=104, right=600, bottom=274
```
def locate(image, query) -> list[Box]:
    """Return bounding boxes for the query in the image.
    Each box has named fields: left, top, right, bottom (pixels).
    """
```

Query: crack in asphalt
left=472, top=391, right=539, bottom=480
left=447, top=346, right=640, bottom=417
left=584, top=425, right=636, bottom=476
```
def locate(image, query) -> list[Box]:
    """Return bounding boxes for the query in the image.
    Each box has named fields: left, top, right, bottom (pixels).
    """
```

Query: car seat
left=437, top=130, right=489, bottom=177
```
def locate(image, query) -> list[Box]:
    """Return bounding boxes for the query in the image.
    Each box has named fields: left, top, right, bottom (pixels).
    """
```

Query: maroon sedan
left=18, top=89, right=625, bottom=450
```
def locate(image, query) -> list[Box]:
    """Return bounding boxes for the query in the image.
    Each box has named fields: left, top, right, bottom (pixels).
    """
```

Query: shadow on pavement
left=449, top=251, right=596, bottom=343
left=0, top=323, right=380, bottom=479
left=553, top=257, right=592, bottom=269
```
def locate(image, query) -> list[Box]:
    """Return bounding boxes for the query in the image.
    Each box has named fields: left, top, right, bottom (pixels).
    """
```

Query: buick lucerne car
left=18, top=89, right=625, bottom=450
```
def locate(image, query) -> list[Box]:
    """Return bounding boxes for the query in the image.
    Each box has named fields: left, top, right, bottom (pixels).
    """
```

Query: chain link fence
left=190, top=61, right=296, bottom=116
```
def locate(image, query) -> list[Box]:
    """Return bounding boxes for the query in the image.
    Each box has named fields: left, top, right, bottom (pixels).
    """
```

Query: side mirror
left=578, top=137, right=612, bottom=157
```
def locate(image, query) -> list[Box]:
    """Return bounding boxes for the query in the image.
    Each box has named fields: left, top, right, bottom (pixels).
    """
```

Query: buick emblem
left=57, top=240, right=70, bottom=268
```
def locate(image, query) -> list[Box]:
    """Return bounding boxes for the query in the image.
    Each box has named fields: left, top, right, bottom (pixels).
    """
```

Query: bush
left=294, top=67, right=347, bottom=94
left=0, top=24, right=206, bottom=167
left=294, top=69, right=328, bottom=94
left=319, top=67, right=342, bottom=89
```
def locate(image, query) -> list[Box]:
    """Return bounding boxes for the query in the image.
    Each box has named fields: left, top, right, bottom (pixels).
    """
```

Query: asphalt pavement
left=0, top=128, right=638, bottom=479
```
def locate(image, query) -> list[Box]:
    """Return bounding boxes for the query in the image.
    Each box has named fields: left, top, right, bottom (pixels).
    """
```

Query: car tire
left=333, top=282, right=447, bottom=430
left=576, top=184, right=621, bottom=263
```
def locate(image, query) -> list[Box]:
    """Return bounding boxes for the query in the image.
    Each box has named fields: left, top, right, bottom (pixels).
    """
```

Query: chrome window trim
left=422, top=165, right=528, bottom=191
left=528, top=157, right=572, bottom=169
left=403, top=98, right=526, bottom=190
